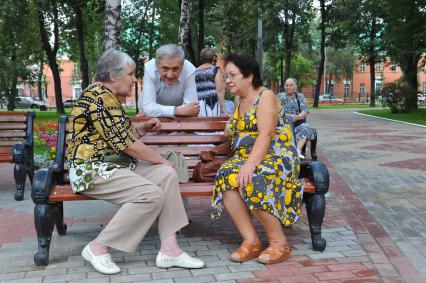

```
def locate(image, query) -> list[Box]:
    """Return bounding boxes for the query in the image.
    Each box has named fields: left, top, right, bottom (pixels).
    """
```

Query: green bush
left=381, top=79, right=406, bottom=113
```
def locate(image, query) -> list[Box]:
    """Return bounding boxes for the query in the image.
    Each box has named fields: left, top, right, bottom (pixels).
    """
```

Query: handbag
left=164, top=151, right=189, bottom=183
left=293, top=93, right=306, bottom=127
left=193, top=140, right=232, bottom=182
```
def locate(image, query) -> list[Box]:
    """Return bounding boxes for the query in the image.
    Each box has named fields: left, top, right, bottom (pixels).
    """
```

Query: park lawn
left=357, top=108, right=426, bottom=126
left=309, top=104, right=381, bottom=109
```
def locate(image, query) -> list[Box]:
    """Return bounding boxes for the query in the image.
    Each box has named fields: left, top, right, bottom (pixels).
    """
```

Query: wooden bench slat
left=154, top=146, right=216, bottom=155
left=0, top=124, right=27, bottom=130
left=143, top=135, right=226, bottom=145
left=0, top=132, right=27, bottom=138
left=0, top=148, right=13, bottom=154
left=0, top=141, right=20, bottom=147
left=157, top=122, right=226, bottom=132
left=47, top=178, right=315, bottom=202
left=0, top=116, right=27, bottom=122
left=133, top=116, right=229, bottom=122
left=0, top=155, right=13, bottom=162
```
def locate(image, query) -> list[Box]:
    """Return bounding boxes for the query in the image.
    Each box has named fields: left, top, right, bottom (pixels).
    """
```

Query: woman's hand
left=142, top=118, right=161, bottom=132
left=237, top=162, right=256, bottom=190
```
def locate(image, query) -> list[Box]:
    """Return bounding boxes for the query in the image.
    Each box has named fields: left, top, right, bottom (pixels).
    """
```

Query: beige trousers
left=81, top=162, right=188, bottom=252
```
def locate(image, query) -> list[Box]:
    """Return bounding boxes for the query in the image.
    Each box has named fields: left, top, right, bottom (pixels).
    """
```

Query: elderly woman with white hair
left=278, top=78, right=317, bottom=159
left=66, top=49, right=204, bottom=275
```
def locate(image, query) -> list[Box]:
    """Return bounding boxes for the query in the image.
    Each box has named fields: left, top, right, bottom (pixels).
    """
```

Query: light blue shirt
left=138, top=59, right=198, bottom=117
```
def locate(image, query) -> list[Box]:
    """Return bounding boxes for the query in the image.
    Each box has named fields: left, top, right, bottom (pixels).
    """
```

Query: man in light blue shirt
left=138, top=44, right=200, bottom=117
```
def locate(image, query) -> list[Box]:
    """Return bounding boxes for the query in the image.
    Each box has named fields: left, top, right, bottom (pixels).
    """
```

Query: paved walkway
left=0, top=108, right=425, bottom=282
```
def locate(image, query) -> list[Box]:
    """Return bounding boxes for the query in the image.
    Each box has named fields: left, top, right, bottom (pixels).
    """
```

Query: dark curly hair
left=223, top=53, right=263, bottom=88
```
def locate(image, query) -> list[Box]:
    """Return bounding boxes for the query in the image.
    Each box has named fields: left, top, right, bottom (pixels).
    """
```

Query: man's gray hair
left=155, top=44, right=185, bottom=64
left=94, top=49, right=136, bottom=82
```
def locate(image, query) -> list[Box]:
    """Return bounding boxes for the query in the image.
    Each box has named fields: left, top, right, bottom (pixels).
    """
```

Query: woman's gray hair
left=286, top=77, right=298, bottom=87
left=200, top=48, right=216, bottom=64
left=155, top=44, right=185, bottom=64
left=94, top=49, right=136, bottom=82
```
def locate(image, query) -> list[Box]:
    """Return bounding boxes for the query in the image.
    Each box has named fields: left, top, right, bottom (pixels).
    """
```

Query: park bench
left=31, top=115, right=329, bottom=266
left=0, top=111, right=35, bottom=201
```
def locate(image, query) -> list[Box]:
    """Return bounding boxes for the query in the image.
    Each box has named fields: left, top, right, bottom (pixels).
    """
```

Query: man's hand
left=142, top=118, right=161, bottom=132
left=175, top=101, right=200, bottom=117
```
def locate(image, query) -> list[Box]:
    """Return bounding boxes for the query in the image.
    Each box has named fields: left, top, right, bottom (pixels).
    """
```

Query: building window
left=375, top=81, right=383, bottom=93
left=391, top=64, right=397, bottom=72
left=375, top=64, right=382, bottom=72
left=73, top=86, right=82, bottom=100
left=423, top=82, right=426, bottom=95
left=360, top=64, right=366, bottom=72
left=360, top=83, right=365, bottom=96
left=344, top=81, right=351, bottom=97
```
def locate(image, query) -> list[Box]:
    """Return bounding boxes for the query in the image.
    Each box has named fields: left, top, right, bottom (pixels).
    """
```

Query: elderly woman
left=211, top=54, right=303, bottom=264
left=195, top=48, right=226, bottom=116
left=66, top=49, right=204, bottom=275
left=278, top=78, right=317, bottom=159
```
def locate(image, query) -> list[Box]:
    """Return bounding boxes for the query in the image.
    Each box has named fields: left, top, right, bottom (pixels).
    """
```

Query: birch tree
left=179, top=0, right=190, bottom=56
left=104, top=0, right=121, bottom=51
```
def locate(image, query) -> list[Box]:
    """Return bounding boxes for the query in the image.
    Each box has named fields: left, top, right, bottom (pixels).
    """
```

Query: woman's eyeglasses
left=223, top=72, right=242, bottom=80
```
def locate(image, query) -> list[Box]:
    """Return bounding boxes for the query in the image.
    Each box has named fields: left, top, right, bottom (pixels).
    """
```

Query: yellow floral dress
left=211, top=91, right=303, bottom=226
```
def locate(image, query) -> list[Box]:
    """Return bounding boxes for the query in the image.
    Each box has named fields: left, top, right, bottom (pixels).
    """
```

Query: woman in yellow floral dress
left=211, top=54, right=303, bottom=264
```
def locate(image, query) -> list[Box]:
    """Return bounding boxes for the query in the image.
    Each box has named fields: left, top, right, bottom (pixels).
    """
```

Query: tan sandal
left=230, top=241, right=263, bottom=262
left=256, top=244, right=291, bottom=264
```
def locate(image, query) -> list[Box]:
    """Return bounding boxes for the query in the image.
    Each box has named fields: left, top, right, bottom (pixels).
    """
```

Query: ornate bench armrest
left=300, top=161, right=329, bottom=194
left=31, top=167, right=62, bottom=204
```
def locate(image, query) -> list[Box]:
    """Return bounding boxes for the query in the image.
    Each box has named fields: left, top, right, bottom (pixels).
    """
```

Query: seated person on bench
left=138, top=44, right=200, bottom=117
left=278, top=78, right=317, bottom=159
left=211, top=54, right=303, bottom=265
left=66, top=49, right=204, bottom=275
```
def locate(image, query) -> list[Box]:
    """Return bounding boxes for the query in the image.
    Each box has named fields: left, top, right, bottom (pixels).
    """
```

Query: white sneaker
left=82, top=243, right=121, bottom=275
left=156, top=251, right=205, bottom=269
left=297, top=150, right=305, bottom=159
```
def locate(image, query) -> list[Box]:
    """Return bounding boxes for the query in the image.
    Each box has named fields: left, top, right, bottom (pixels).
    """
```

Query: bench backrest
left=53, top=115, right=229, bottom=184
left=0, top=111, right=35, bottom=162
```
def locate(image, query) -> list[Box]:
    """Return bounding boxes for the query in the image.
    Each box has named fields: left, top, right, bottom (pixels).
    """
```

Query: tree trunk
left=179, top=0, right=190, bottom=56
left=313, top=0, right=326, bottom=108
left=368, top=18, right=377, bottom=107
left=187, top=28, right=196, bottom=63
left=280, top=55, right=284, bottom=91
left=104, top=0, right=121, bottom=51
left=8, top=51, right=18, bottom=111
left=37, top=57, right=44, bottom=101
left=197, top=0, right=204, bottom=65
left=74, top=0, right=89, bottom=89
left=328, top=72, right=333, bottom=94
left=35, top=0, right=64, bottom=114
left=368, top=56, right=375, bottom=106
left=402, top=54, right=420, bottom=111
left=283, top=2, right=296, bottom=80
left=148, top=5, right=156, bottom=59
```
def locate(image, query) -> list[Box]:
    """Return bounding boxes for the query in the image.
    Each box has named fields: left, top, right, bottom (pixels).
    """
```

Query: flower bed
left=34, top=120, right=58, bottom=168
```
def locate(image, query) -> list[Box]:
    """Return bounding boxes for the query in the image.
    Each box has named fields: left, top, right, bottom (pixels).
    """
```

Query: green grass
left=357, top=108, right=426, bottom=125
left=309, top=104, right=382, bottom=109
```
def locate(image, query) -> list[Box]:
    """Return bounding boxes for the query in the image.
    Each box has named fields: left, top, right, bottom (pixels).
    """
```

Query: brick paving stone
left=190, top=266, right=229, bottom=276
left=314, top=270, right=357, bottom=281
left=277, top=274, right=320, bottom=283
left=215, top=271, right=255, bottom=281
left=151, top=270, right=191, bottom=279
left=174, top=274, right=216, bottom=283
